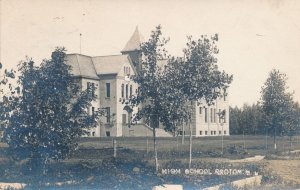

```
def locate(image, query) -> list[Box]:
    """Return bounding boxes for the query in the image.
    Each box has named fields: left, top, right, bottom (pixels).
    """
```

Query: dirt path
left=192, top=155, right=265, bottom=163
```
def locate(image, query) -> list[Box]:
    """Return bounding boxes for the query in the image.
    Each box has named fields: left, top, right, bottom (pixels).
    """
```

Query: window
left=121, top=84, right=124, bottom=98
left=87, top=82, right=95, bottom=97
left=224, top=130, right=227, bottom=135
left=210, top=108, right=213, bottom=122
left=205, top=108, right=208, bottom=123
left=211, top=131, right=213, bottom=135
left=124, top=66, right=131, bottom=75
left=87, top=82, right=90, bottom=90
left=214, top=108, right=216, bottom=123
left=87, top=82, right=91, bottom=96
left=199, top=107, right=202, bottom=114
left=130, top=85, right=132, bottom=97
left=205, top=131, right=208, bottom=135
left=106, top=107, right=110, bottom=123
left=106, top=83, right=110, bottom=98
left=92, top=83, right=95, bottom=97
left=92, top=107, right=95, bottom=117
left=200, top=131, right=202, bottom=135
left=92, top=132, right=95, bottom=136
left=87, top=106, right=90, bottom=115
left=224, top=110, right=226, bottom=123
left=219, top=130, right=222, bottom=135
left=223, top=89, right=227, bottom=101
left=106, top=131, right=110, bottom=137
left=214, top=131, right=216, bottom=135
left=125, top=84, right=128, bottom=99
left=219, top=109, right=221, bottom=123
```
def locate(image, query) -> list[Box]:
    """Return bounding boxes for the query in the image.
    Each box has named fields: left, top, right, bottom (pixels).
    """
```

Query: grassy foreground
left=77, top=135, right=300, bottom=158
left=0, top=135, right=300, bottom=189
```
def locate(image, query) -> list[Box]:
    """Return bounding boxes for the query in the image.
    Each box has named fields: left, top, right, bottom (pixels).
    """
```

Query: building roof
left=65, top=54, right=98, bottom=79
left=65, top=54, right=134, bottom=78
left=121, top=26, right=144, bottom=53
left=65, top=27, right=143, bottom=78
left=92, top=55, right=132, bottom=75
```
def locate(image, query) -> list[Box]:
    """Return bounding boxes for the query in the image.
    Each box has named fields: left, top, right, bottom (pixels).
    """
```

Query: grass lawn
left=0, top=135, right=300, bottom=189
left=76, top=135, right=300, bottom=159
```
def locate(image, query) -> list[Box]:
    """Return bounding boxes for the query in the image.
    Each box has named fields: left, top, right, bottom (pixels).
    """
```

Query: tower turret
left=121, top=26, right=144, bottom=73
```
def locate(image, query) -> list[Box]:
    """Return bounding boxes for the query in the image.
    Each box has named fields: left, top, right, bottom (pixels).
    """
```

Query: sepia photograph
left=0, top=0, right=300, bottom=189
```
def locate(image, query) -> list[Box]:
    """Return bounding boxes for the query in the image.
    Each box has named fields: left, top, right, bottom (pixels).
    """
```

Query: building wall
left=97, top=62, right=138, bottom=137
left=99, top=75, right=118, bottom=137
left=71, top=55, right=230, bottom=138
left=78, top=76, right=230, bottom=138
left=115, top=66, right=139, bottom=137
left=122, top=124, right=152, bottom=137
left=194, top=94, right=230, bottom=137
left=80, top=78, right=101, bottom=137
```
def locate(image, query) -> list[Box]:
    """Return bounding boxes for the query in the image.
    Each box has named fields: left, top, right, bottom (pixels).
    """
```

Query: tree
left=128, top=25, right=167, bottom=172
left=282, top=102, right=300, bottom=149
left=129, top=26, right=232, bottom=171
left=167, top=34, right=232, bottom=167
left=260, top=69, right=294, bottom=151
left=229, top=106, right=242, bottom=135
left=0, top=63, right=18, bottom=140
left=129, top=26, right=198, bottom=172
left=3, top=48, right=100, bottom=173
left=230, top=103, right=264, bottom=136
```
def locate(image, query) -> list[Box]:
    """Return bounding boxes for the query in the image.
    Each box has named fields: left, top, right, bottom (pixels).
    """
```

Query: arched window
left=121, top=84, right=124, bottom=98
left=130, top=85, right=132, bottom=97
left=205, top=108, right=208, bottom=123
left=125, top=84, right=128, bottom=99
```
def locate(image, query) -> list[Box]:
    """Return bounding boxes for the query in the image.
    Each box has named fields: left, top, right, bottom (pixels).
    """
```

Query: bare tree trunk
left=289, top=135, right=292, bottom=151
left=189, top=121, right=192, bottom=169
left=176, top=135, right=179, bottom=152
left=274, top=125, right=277, bottom=151
left=181, top=121, right=185, bottom=145
left=146, top=137, right=149, bottom=154
left=243, top=131, right=246, bottom=149
left=113, top=139, right=117, bottom=158
left=265, top=127, right=268, bottom=151
left=153, top=126, right=158, bottom=173
left=42, top=158, right=47, bottom=175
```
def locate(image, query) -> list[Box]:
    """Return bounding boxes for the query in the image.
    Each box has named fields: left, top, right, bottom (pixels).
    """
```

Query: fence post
left=113, top=139, right=117, bottom=158
left=146, top=137, right=149, bottom=154
left=176, top=135, right=179, bottom=152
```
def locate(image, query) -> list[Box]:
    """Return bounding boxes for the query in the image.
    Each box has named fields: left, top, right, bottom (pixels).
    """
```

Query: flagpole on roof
left=80, top=33, right=82, bottom=54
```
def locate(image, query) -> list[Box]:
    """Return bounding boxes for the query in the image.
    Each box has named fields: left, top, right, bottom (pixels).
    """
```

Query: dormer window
left=124, top=66, right=131, bottom=76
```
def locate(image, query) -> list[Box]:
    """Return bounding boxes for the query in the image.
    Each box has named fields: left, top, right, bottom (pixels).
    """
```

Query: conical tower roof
left=121, top=26, right=144, bottom=53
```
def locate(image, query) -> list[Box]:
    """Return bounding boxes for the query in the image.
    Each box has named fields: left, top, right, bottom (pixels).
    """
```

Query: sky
left=1, top=0, right=300, bottom=107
